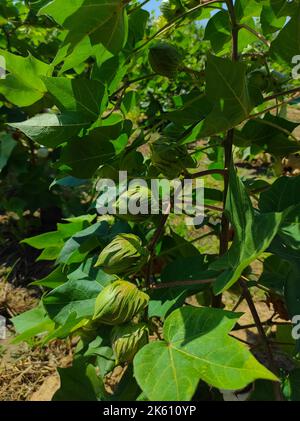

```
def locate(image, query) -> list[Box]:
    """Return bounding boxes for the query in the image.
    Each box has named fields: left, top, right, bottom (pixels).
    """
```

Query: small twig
left=149, top=278, right=215, bottom=289
left=205, top=204, right=224, bottom=213
left=248, top=94, right=300, bottom=120
left=110, top=73, right=157, bottom=98
left=148, top=203, right=171, bottom=254
left=158, top=231, right=214, bottom=257
left=229, top=334, right=252, bottom=346
left=3, top=26, right=11, bottom=52
left=264, top=87, right=300, bottom=102
left=231, top=292, right=245, bottom=312
left=233, top=320, right=291, bottom=331
left=187, top=169, right=227, bottom=179
left=239, top=279, right=284, bottom=401
left=103, top=88, right=127, bottom=119
left=132, top=0, right=224, bottom=54
left=128, top=0, right=151, bottom=14
left=238, top=23, right=270, bottom=48
left=146, top=203, right=171, bottom=286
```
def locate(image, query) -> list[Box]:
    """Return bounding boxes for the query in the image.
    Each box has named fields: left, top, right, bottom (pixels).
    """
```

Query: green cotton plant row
left=0, top=0, right=300, bottom=401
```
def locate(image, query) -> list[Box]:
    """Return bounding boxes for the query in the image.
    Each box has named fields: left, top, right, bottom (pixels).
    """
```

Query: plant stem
left=238, top=23, right=270, bottom=48
left=3, top=26, right=11, bottom=52
left=146, top=203, right=171, bottom=286
left=227, top=0, right=239, bottom=62
left=264, top=86, right=300, bottom=101
left=133, top=0, right=224, bottom=54
left=212, top=0, right=238, bottom=308
left=111, top=73, right=157, bottom=97
left=205, top=205, right=224, bottom=212
left=239, top=279, right=284, bottom=401
left=149, top=278, right=215, bottom=289
left=148, top=203, right=171, bottom=253
left=249, top=93, right=300, bottom=120
left=188, top=169, right=227, bottom=179
left=234, top=320, right=291, bottom=330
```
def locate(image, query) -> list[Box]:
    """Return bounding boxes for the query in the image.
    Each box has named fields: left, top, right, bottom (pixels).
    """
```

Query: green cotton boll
left=111, top=322, right=149, bottom=364
left=160, top=0, right=186, bottom=22
left=93, top=280, right=149, bottom=325
left=95, top=233, right=149, bottom=275
left=247, top=69, right=270, bottom=92
left=113, top=184, right=152, bottom=222
left=150, top=137, right=196, bottom=179
left=148, top=42, right=182, bottom=78
left=160, top=0, right=178, bottom=21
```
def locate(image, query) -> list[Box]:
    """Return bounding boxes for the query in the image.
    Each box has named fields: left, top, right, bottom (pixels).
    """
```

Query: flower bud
left=151, top=137, right=195, bottom=178
left=93, top=280, right=149, bottom=325
left=113, top=183, right=151, bottom=222
left=148, top=42, right=182, bottom=78
left=95, top=234, right=149, bottom=274
left=111, top=322, right=148, bottom=363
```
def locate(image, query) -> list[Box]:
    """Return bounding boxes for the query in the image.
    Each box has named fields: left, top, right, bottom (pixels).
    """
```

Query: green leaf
left=259, top=176, right=300, bottom=212
left=148, top=287, right=190, bottom=319
left=53, top=357, right=106, bottom=401
left=111, top=364, right=142, bottom=401
left=149, top=256, right=216, bottom=320
left=259, top=253, right=300, bottom=324
left=82, top=331, right=115, bottom=378
left=42, top=311, right=86, bottom=342
left=258, top=255, right=288, bottom=293
left=57, top=222, right=109, bottom=264
left=43, top=279, right=102, bottom=324
left=161, top=256, right=216, bottom=283
left=161, top=231, right=201, bottom=258
left=134, top=307, right=277, bottom=401
left=259, top=176, right=300, bottom=250
left=260, top=0, right=296, bottom=35
left=270, top=9, right=300, bottom=65
left=67, top=256, right=116, bottom=285
left=194, top=55, right=253, bottom=138
left=59, top=128, right=117, bottom=178
left=204, top=10, right=231, bottom=54
left=261, top=5, right=286, bottom=34
left=30, top=265, right=68, bottom=289
left=234, top=114, right=300, bottom=155
left=42, top=77, right=107, bottom=119
left=0, top=133, right=17, bottom=172
left=92, top=55, right=127, bottom=94
left=40, top=0, right=128, bottom=55
left=22, top=217, right=95, bottom=263
left=0, top=50, right=50, bottom=106
left=21, top=230, right=64, bottom=249
left=126, top=8, right=149, bottom=50
left=11, top=303, right=55, bottom=344
left=249, top=380, right=276, bottom=401
left=235, top=0, right=264, bottom=21
left=9, top=112, right=91, bottom=148
left=166, top=90, right=212, bottom=126
left=284, top=261, right=300, bottom=320
left=283, top=369, right=300, bottom=401
left=210, top=165, right=283, bottom=294
left=53, top=37, right=101, bottom=73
